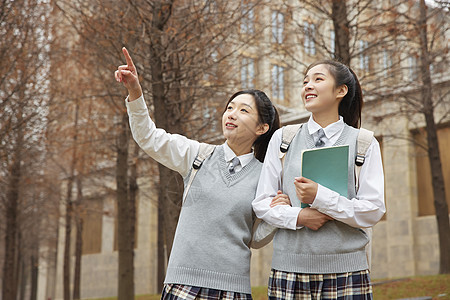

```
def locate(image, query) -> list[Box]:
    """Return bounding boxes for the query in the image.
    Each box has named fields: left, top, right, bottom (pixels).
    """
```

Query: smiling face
left=301, top=64, right=347, bottom=116
left=222, top=94, right=266, bottom=146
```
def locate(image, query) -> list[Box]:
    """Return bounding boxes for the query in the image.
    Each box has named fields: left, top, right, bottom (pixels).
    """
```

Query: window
left=204, top=0, right=217, bottom=14
left=82, top=198, right=103, bottom=254
left=272, top=65, right=285, bottom=100
left=114, top=199, right=139, bottom=251
left=414, top=127, right=450, bottom=216
left=330, top=30, right=335, bottom=57
left=203, top=106, right=217, bottom=132
left=359, top=40, right=369, bottom=71
left=304, top=22, right=316, bottom=55
left=408, top=55, right=418, bottom=81
left=241, top=1, right=254, bottom=34
left=382, top=50, right=392, bottom=78
left=241, top=57, right=255, bottom=89
left=203, top=50, right=219, bottom=81
left=272, top=11, right=284, bottom=43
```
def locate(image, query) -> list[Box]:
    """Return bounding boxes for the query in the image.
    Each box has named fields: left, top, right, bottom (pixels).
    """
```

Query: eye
left=241, top=108, right=249, bottom=113
left=316, top=77, right=324, bottom=81
left=227, top=105, right=233, bottom=110
left=303, top=80, right=309, bottom=85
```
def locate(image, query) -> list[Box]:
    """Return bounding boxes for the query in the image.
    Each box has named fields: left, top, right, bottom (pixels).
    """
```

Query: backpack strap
left=182, top=143, right=216, bottom=204
left=280, top=124, right=303, bottom=167
left=355, top=128, right=374, bottom=192
left=355, top=127, right=374, bottom=271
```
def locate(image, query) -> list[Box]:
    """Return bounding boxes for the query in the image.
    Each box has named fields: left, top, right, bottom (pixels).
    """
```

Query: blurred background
left=0, top=0, right=449, bottom=299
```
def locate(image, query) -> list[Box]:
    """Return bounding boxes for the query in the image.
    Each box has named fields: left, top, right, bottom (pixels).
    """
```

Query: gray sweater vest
left=164, top=145, right=262, bottom=294
left=273, top=124, right=370, bottom=274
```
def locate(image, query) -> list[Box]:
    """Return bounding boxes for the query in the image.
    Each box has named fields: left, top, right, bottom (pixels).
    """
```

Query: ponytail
left=306, top=60, right=363, bottom=128
left=339, top=67, right=362, bottom=128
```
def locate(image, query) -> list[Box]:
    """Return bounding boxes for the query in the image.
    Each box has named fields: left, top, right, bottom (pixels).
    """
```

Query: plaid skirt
left=161, top=284, right=253, bottom=300
left=268, top=269, right=372, bottom=300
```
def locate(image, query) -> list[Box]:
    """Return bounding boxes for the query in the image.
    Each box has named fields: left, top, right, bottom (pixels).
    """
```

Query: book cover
left=300, top=145, right=349, bottom=208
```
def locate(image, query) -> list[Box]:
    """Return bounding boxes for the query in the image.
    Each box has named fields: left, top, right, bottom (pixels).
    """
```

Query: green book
left=300, top=145, right=349, bottom=208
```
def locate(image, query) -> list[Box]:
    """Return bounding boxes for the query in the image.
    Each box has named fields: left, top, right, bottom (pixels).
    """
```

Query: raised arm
left=115, top=48, right=199, bottom=177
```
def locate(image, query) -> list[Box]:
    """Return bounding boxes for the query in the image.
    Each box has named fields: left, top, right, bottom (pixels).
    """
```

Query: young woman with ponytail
left=115, top=48, right=284, bottom=300
left=252, top=60, right=385, bottom=299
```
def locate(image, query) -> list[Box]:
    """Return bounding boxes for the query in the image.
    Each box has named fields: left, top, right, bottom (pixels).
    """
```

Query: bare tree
left=0, top=1, right=52, bottom=299
left=409, top=0, right=449, bottom=273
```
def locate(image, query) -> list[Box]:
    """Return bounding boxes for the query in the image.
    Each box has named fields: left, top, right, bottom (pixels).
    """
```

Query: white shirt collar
left=307, top=115, right=344, bottom=139
left=223, top=142, right=254, bottom=167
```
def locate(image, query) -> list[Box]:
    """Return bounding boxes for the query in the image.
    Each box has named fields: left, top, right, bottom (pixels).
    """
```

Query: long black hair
left=224, top=90, right=280, bottom=162
left=306, top=60, right=363, bottom=128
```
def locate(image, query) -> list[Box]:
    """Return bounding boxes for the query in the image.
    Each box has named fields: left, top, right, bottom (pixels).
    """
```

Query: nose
left=227, top=109, right=237, bottom=120
left=304, top=81, right=314, bottom=90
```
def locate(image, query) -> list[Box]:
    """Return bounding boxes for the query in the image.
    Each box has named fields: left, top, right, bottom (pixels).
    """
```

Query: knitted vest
left=164, top=145, right=262, bottom=294
left=272, top=124, right=369, bottom=274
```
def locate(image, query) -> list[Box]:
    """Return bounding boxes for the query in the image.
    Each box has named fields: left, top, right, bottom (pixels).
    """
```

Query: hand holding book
left=294, top=177, right=318, bottom=207
left=297, top=145, right=349, bottom=208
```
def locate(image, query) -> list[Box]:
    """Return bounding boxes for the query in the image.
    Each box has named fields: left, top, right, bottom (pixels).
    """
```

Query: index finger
left=122, top=47, right=134, bottom=68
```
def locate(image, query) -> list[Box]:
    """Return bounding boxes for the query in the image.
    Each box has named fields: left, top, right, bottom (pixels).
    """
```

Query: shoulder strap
left=354, top=128, right=374, bottom=192
left=355, top=128, right=374, bottom=271
left=182, top=143, right=216, bottom=204
left=280, top=124, right=303, bottom=167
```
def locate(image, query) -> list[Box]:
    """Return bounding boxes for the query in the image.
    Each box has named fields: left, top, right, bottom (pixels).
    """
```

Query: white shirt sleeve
left=252, top=129, right=302, bottom=230
left=126, top=95, right=199, bottom=178
left=311, top=137, right=386, bottom=228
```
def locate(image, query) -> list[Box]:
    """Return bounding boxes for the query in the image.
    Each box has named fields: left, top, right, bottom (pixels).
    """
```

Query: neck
left=226, top=139, right=253, bottom=156
left=312, top=111, right=339, bottom=128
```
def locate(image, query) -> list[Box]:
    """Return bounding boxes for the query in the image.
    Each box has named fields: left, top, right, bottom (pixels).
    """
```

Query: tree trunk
left=2, top=108, right=23, bottom=300
left=30, top=254, right=38, bottom=300
left=117, top=112, right=135, bottom=300
left=63, top=184, right=73, bottom=300
left=148, top=0, right=181, bottom=289
left=64, top=99, right=80, bottom=300
left=73, top=176, right=83, bottom=300
left=19, top=250, right=26, bottom=300
left=331, top=0, right=351, bottom=65
left=419, top=0, right=450, bottom=274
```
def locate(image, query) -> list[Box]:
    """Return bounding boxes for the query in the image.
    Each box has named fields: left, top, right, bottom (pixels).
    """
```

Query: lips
left=305, top=93, right=317, bottom=101
left=225, top=122, right=237, bottom=129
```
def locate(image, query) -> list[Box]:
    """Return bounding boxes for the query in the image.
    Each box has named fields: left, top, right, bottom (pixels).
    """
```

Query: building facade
left=38, top=0, right=449, bottom=299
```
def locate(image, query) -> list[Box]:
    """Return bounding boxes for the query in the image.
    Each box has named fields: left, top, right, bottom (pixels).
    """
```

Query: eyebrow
left=304, top=72, right=327, bottom=79
left=229, top=101, right=254, bottom=110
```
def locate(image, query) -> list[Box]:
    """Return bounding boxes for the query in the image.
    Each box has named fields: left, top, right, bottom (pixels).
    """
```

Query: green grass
left=372, top=274, right=450, bottom=299
left=87, top=274, right=450, bottom=300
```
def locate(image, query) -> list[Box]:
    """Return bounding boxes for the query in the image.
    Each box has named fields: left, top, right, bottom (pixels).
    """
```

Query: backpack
left=182, top=143, right=216, bottom=204
left=253, top=124, right=375, bottom=268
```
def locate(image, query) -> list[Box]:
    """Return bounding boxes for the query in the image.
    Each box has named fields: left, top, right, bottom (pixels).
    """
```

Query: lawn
left=88, top=274, right=450, bottom=300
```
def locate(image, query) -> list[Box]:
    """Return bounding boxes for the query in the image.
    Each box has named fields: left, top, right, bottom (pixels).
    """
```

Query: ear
left=256, top=123, right=270, bottom=136
left=336, top=84, right=348, bottom=101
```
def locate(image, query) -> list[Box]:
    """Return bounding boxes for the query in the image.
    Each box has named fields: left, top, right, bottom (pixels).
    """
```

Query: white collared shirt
left=126, top=95, right=254, bottom=178
left=223, top=142, right=254, bottom=173
left=252, top=116, right=385, bottom=230
left=309, top=115, right=345, bottom=147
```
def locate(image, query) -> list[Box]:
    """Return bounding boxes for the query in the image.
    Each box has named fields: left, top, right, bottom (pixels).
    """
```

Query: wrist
left=296, top=210, right=303, bottom=227
left=128, top=85, right=143, bottom=102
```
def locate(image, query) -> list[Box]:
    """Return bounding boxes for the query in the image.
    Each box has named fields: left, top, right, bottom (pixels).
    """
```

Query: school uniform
left=252, top=116, right=385, bottom=300
left=126, top=96, right=262, bottom=299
